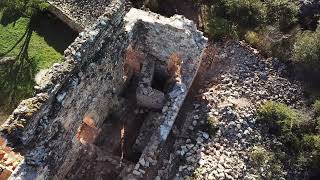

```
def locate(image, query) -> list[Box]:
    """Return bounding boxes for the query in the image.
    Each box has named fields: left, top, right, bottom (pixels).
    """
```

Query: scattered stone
left=172, top=41, right=305, bottom=180
left=202, top=132, right=209, bottom=139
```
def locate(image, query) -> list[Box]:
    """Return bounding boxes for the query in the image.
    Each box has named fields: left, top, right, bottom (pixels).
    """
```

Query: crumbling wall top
left=1, top=0, right=126, bottom=148
left=125, top=8, right=207, bottom=63
left=48, top=0, right=112, bottom=30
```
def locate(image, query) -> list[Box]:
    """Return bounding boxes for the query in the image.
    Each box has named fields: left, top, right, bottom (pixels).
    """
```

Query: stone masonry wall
left=2, top=0, right=129, bottom=179
left=123, top=9, right=207, bottom=178
left=47, top=0, right=112, bottom=31
left=0, top=2, right=207, bottom=179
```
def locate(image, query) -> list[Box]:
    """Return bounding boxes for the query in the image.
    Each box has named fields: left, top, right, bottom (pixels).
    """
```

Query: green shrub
left=258, top=101, right=313, bottom=150
left=207, top=16, right=238, bottom=40
left=293, top=30, right=320, bottom=66
left=282, top=132, right=302, bottom=150
left=316, top=116, right=320, bottom=133
left=250, top=146, right=272, bottom=166
left=265, top=0, right=299, bottom=32
left=269, top=35, right=296, bottom=61
left=267, top=159, right=284, bottom=179
left=303, top=135, right=320, bottom=150
left=244, top=26, right=297, bottom=60
left=206, top=116, right=219, bottom=135
left=222, top=0, right=267, bottom=28
left=244, top=30, right=270, bottom=53
left=296, top=153, right=309, bottom=169
left=258, top=101, right=299, bottom=135
left=302, top=135, right=320, bottom=167
left=314, top=100, right=320, bottom=115
left=250, top=145, right=284, bottom=178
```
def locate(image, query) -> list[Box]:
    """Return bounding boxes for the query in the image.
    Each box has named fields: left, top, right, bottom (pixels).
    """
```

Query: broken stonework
left=0, top=0, right=207, bottom=179
left=136, top=86, right=165, bottom=109
left=136, top=57, right=165, bottom=110
left=47, top=0, right=112, bottom=31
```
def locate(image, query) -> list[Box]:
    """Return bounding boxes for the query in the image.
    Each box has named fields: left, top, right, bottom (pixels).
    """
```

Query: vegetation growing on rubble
left=258, top=101, right=320, bottom=177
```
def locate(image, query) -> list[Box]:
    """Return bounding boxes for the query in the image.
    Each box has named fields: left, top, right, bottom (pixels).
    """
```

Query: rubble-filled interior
left=64, top=47, right=173, bottom=179
left=63, top=33, right=204, bottom=178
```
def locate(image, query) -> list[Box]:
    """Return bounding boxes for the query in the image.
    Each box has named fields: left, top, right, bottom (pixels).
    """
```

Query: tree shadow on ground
left=0, top=7, right=22, bottom=26
left=0, top=19, right=37, bottom=113
left=0, top=10, right=77, bottom=119
left=0, top=7, right=29, bottom=57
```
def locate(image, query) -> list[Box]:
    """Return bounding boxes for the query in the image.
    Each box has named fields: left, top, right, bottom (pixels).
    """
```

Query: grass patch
left=0, top=11, right=62, bottom=69
left=0, top=10, right=63, bottom=120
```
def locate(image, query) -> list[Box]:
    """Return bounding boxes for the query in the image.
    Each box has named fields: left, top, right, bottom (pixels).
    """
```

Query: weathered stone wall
left=47, top=4, right=84, bottom=32
left=2, top=0, right=129, bottom=179
left=0, top=1, right=207, bottom=179
left=123, top=9, right=207, bottom=178
left=47, top=0, right=112, bottom=31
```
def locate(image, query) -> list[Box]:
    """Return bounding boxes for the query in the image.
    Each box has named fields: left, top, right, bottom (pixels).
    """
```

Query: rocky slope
left=156, top=41, right=308, bottom=180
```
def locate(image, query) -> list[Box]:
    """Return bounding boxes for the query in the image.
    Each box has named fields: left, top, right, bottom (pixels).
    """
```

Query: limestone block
left=136, top=87, right=165, bottom=109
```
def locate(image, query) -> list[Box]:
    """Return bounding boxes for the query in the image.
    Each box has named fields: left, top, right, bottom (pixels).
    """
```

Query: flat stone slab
left=48, top=0, right=111, bottom=31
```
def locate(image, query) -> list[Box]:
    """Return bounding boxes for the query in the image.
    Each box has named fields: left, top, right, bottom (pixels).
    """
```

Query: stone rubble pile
left=172, top=42, right=305, bottom=180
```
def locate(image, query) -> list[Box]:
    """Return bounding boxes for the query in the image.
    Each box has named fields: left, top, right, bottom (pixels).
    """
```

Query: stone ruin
left=0, top=0, right=207, bottom=179
left=47, top=0, right=112, bottom=32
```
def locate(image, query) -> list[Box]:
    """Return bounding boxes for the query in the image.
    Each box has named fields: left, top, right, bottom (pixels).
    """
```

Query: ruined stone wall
left=123, top=9, right=207, bottom=178
left=47, top=0, right=112, bottom=31
left=0, top=2, right=207, bottom=179
left=126, top=10, right=206, bottom=64
left=1, top=0, right=130, bottom=179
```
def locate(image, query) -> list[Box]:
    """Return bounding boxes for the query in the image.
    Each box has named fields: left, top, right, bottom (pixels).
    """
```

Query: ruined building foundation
left=0, top=0, right=207, bottom=179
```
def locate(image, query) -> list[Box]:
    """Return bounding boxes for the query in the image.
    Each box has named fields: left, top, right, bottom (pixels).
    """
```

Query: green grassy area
left=0, top=11, right=63, bottom=122
left=0, top=12, right=62, bottom=69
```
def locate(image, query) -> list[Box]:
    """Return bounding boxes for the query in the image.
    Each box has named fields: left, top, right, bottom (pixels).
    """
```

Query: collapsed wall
left=0, top=0, right=207, bottom=179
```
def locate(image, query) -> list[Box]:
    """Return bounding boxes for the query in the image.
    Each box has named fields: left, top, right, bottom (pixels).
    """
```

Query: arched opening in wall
left=76, top=116, right=100, bottom=145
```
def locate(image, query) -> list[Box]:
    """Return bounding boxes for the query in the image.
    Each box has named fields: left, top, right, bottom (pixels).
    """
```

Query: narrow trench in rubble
left=69, top=58, right=173, bottom=179
left=95, top=76, right=148, bottom=163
